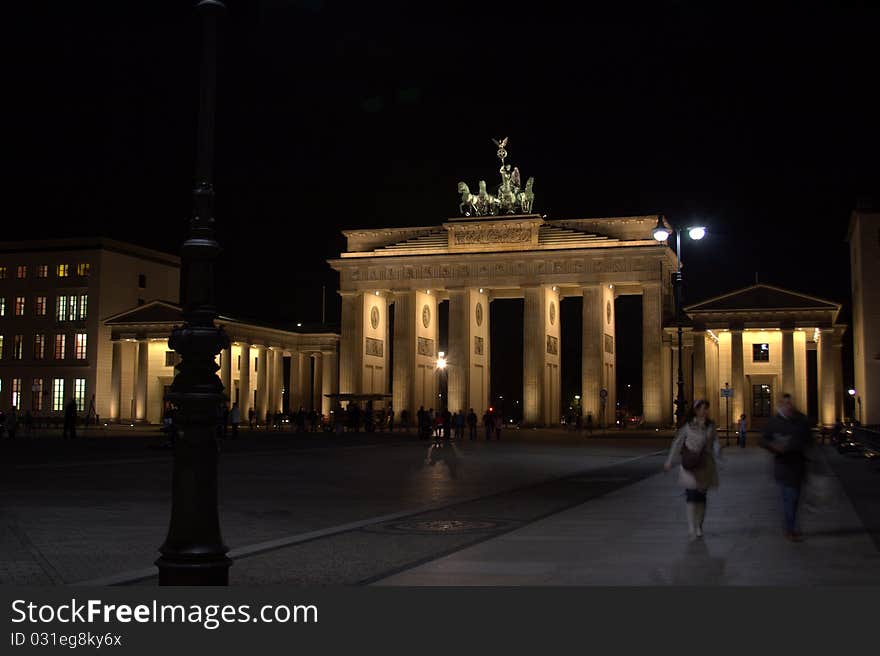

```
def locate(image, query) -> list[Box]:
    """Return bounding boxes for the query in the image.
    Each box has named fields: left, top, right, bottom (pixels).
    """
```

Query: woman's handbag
left=680, top=439, right=705, bottom=471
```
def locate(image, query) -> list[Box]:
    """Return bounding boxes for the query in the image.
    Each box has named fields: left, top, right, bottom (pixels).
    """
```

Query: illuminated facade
left=329, top=214, right=678, bottom=426
left=848, top=209, right=880, bottom=426
left=104, top=302, right=339, bottom=424
left=681, top=284, right=846, bottom=429
left=0, top=239, right=180, bottom=419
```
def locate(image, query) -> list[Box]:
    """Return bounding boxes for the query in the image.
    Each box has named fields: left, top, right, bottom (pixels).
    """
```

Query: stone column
left=312, top=352, right=323, bottom=413
left=288, top=351, right=303, bottom=412
left=220, top=346, right=232, bottom=401
left=110, top=340, right=122, bottom=420
left=339, top=292, right=364, bottom=394
left=523, top=286, right=544, bottom=425
left=322, top=350, right=338, bottom=417
left=239, top=344, right=251, bottom=420
left=447, top=289, right=469, bottom=414
left=818, top=328, right=835, bottom=426
left=392, top=290, right=416, bottom=420
left=641, top=282, right=664, bottom=425
left=692, top=330, right=707, bottom=403
left=833, top=338, right=844, bottom=422
left=730, top=329, right=745, bottom=423
left=781, top=328, right=795, bottom=398
left=255, top=345, right=268, bottom=425
left=274, top=348, right=283, bottom=412
left=582, top=285, right=604, bottom=425
left=662, top=335, right=673, bottom=425
left=135, top=339, right=149, bottom=421
left=267, top=348, right=277, bottom=415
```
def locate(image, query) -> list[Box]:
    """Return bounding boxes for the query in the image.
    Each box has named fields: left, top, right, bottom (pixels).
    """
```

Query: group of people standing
left=665, top=393, right=815, bottom=543
left=0, top=398, right=81, bottom=440
left=413, top=407, right=504, bottom=441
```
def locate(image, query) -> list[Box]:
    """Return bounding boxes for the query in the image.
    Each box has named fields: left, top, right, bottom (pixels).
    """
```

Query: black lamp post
left=156, top=0, right=231, bottom=586
left=652, top=217, right=706, bottom=428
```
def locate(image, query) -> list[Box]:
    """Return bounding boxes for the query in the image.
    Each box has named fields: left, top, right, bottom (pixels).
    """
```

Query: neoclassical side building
left=329, top=214, right=679, bottom=426
left=678, top=284, right=846, bottom=429
left=104, top=301, right=339, bottom=424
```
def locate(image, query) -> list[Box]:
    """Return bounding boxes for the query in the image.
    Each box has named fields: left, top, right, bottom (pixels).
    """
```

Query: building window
left=35, top=296, right=47, bottom=316
left=138, top=274, right=147, bottom=289
left=34, top=334, right=45, bottom=360
left=14, top=296, right=25, bottom=316
left=137, top=298, right=145, bottom=306
left=0, top=334, right=4, bottom=358
left=37, top=265, right=48, bottom=278
left=56, top=296, right=67, bottom=321
left=74, top=378, right=86, bottom=412
left=32, top=378, right=44, bottom=412
left=255, top=356, right=258, bottom=372
left=67, top=295, right=78, bottom=322
left=79, top=295, right=88, bottom=319
left=54, top=334, right=66, bottom=360
left=76, top=263, right=90, bottom=277
left=237, top=355, right=241, bottom=371
left=13, top=334, right=23, bottom=360
left=0, top=266, right=7, bottom=279
left=75, top=333, right=87, bottom=360
left=752, top=343, right=770, bottom=362
left=0, top=297, right=5, bottom=317
left=53, top=378, right=65, bottom=412
left=16, top=265, right=26, bottom=279
left=12, top=378, right=22, bottom=410
left=165, top=351, right=178, bottom=367
left=57, top=264, right=70, bottom=278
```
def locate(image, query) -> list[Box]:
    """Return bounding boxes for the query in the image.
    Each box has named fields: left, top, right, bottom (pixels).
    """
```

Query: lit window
left=67, top=295, right=78, bottom=322
left=14, top=296, right=25, bottom=316
left=12, top=378, right=22, bottom=410
left=35, top=296, right=47, bottom=316
left=34, top=334, right=45, bottom=360
left=54, top=334, right=66, bottom=360
left=76, top=263, right=90, bottom=277
left=74, top=378, right=86, bottom=412
left=13, top=334, right=23, bottom=360
left=75, top=333, right=87, bottom=359
left=0, top=266, right=7, bottom=279
left=56, top=296, right=67, bottom=321
left=37, top=265, right=48, bottom=278
left=57, top=264, right=70, bottom=278
left=53, top=378, right=65, bottom=412
left=16, top=266, right=26, bottom=279
left=78, top=295, right=88, bottom=320
left=0, top=335, right=4, bottom=358
left=32, top=378, right=43, bottom=412
left=0, top=298, right=5, bottom=316
left=752, top=343, right=770, bottom=362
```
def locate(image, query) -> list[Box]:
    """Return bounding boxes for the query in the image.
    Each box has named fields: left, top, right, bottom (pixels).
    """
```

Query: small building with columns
left=679, top=284, right=846, bottom=429
left=104, top=301, right=339, bottom=424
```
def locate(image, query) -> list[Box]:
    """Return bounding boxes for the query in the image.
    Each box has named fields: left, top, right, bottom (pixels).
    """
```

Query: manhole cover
left=370, top=518, right=503, bottom=535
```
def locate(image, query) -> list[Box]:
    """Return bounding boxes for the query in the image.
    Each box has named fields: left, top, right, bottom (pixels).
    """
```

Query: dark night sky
left=6, top=1, right=879, bottom=413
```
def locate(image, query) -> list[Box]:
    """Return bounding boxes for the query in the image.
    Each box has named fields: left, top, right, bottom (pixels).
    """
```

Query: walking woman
left=664, top=400, right=722, bottom=540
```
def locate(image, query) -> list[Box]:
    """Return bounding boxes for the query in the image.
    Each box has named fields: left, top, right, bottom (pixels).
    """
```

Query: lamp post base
left=155, top=555, right=232, bottom=586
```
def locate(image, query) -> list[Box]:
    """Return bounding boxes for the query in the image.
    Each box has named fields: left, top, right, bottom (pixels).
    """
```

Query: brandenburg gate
left=328, top=140, right=678, bottom=426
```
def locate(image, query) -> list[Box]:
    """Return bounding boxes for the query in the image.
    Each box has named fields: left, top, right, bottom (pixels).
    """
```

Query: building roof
left=104, top=300, right=339, bottom=336
left=684, top=284, right=841, bottom=313
left=0, top=237, right=180, bottom=267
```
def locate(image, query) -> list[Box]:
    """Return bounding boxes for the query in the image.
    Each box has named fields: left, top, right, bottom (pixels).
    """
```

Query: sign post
left=720, top=383, right=732, bottom=446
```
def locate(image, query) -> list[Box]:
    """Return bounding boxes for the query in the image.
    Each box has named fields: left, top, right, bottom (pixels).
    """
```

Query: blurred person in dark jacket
left=760, top=393, right=813, bottom=542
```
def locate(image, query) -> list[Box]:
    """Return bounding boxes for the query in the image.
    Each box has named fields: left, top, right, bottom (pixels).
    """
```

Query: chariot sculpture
left=457, top=137, right=535, bottom=216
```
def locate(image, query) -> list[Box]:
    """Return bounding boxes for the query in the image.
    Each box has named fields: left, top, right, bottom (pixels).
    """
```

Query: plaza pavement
left=375, top=444, right=880, bottom=585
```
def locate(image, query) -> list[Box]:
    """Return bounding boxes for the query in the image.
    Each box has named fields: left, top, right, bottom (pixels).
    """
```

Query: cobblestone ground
left=0, top=427, right=666, bottom=584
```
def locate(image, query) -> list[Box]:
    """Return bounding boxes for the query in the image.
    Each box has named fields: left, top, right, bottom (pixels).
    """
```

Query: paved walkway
left=376, top=446, right=880, bottom=585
